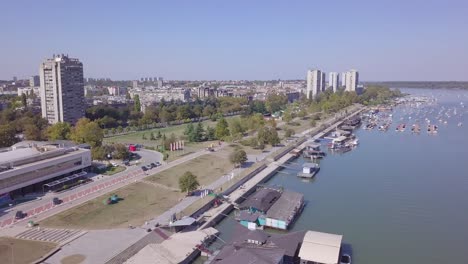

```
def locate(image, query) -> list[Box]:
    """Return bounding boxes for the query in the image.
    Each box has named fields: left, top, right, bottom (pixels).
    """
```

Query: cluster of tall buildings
left=306, top=69, right=359, bottom=99
left=133, top=77, right=164, bottom=89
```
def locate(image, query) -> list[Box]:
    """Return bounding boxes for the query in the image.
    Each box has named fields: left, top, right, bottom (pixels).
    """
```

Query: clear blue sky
left=1, top=0, right=467, bottom=81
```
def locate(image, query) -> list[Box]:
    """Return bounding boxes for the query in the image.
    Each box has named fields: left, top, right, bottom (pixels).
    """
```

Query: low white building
left=0, top=141, right=91, bottom=195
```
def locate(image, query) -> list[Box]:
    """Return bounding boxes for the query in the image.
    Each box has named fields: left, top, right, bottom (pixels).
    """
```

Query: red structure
left=129, top=145, right=136, bottom=152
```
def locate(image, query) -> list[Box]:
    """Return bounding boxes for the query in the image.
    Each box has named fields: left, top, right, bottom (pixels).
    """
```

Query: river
left=210, top=88, right=468, bottom=264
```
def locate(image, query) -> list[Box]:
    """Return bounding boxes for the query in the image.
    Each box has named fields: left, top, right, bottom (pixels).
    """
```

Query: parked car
left=155, top=162, right=161, bottom=167
left=52, top=197, right=62, bottom=205
left=145, top=165, right=152, bottom=170
left=141, top=166, right=148, bottom=171
left=15, top=210, right=25, bottom=220
left=150, top=163, right=157, bottom=168
left=340, top=254, right=351, bottom=264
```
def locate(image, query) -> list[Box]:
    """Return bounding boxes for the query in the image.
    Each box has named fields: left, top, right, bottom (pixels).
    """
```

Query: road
left=0, top=147, right=211, bottom=229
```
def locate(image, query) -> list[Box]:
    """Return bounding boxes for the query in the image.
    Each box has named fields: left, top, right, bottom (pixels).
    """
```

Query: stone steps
left=15, top=227, right=87, bottom=244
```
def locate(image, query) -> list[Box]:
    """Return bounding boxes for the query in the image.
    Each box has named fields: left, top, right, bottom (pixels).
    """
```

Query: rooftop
left=0, top=147, right=39, bottom=164
left=266, top=190, right=304, bottom=222
left=237, top=211, right=262, bottom=222
left=303, top=163, right=319, bottom=169
left=212, top=223, right=306, bottom=263
left=0, top=140, right=83, bottom=166
left=239, top=187, right=282, bottom=212
left=125, top=228, right=218, bottom=264
left=298, top=231, right=343, bottom=264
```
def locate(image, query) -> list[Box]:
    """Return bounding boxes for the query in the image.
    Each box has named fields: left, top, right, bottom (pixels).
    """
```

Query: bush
left=287, top=121, right=300, bottom=126
left=285, top=128, right=295, bottom=138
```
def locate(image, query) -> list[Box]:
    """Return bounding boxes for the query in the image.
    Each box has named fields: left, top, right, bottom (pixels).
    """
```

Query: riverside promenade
left=198, top=105, right=365, bottom=229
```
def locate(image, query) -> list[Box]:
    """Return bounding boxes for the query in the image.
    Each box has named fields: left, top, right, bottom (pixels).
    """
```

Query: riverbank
left=210, top=88, right=468, bottom=264
left=196, top=105, right=365, bottom=230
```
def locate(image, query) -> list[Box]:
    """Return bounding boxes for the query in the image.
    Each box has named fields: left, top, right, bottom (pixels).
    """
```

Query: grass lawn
left=0, top=237, right=57, bottom=264
left=146, top=151, right=234, bottom=189
left=103, top=118, right=229, bottom=147
left=179, top=196, right=215, bottom=218
left=40, top=182, right=182, bottom=229
left=102, top=165, right=126, bottom=176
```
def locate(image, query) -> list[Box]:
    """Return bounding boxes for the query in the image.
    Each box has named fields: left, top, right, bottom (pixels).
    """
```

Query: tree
left=112, top=143, right=130, bottom=160
left=156, top=130, right=162, bottom=139
left=193, top=122, right=205, bottom=142
left=265, top=93, right=288, bottom=113
left=142, top=133, right=147, bottom=140
left=215, top=117, right=230, bottom=139
left=70, top=118, right=104, bottom=148
left=0, top=125, right=17, bottom=148
left=150, top=132, right=156, bottom=140
left=23, top=124, right=42, bottom=140
left=178, top=171, right=200, bottom=193
left=134, top=94, right=141, bottom=112
left=257, top=126, right=280, bottom=146
left=21, top=93, right=27, bottom=107
left=229, top=118, right=245, bottom=138
left=282, top=109, right=293, bottom=123
left=206, top=126, right=216, bottom=140
left=184, top=123, right=194, bottom=136
left=229, top=149, right=248, bottom=167
left=91, top=146, right=106, bottom=160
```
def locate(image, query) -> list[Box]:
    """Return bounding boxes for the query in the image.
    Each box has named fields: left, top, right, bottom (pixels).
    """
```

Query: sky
left=1, top=0, right=468, bottom=81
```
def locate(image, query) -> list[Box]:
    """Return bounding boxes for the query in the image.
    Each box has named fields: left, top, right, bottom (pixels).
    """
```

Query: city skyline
left=1, top=1, right=468, bottom=81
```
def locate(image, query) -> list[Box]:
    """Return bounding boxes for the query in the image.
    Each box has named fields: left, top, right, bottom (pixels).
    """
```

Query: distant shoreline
left=364, top=82, right=468, bottom=90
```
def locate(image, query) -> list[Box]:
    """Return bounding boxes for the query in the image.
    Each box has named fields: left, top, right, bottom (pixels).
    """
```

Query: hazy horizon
left=1, top=0, right=467, bottom=81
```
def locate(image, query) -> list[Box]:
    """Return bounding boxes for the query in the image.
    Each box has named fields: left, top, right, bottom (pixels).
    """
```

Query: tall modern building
left=321, top=72, right=326, bottom=92
left=340, top=72, right=347, bottom=87
left=29, top=75, right=40, bottom=87
left=306, top=70, right=322, bottom=99
left=345, top=70, right=359, bottom=92
left=329, top=72, right=339, bottom=92
left=39, top=54, right=85, bottom=124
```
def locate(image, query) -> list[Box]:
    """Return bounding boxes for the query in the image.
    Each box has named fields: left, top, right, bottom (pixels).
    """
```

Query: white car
left=340, top=254, right=351, bottom=264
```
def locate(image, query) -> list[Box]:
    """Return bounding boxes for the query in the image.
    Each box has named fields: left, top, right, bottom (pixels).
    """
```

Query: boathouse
left=297, top=163, right=320, bottom=178
left=238, top=187, right=282, bottom=214
left=265, top=190, right=304, bottom=230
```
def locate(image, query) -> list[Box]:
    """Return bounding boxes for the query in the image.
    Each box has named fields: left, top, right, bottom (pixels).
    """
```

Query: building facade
left=29, top=75, right=40, bottom=87
left=345, top=69, right=359, bottom=92
left=0, top=141, right=91, bottom=196
left=306, top=70, right=322, bottom=99
left=340, top=72, right=347, bottom=87
left=39, top=54, right=85, bottom=124
left=328, top=72, right=339, bottom=92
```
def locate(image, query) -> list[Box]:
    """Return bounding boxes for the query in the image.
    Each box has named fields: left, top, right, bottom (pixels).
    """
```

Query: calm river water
left=211, top=88, right=468, bottom=264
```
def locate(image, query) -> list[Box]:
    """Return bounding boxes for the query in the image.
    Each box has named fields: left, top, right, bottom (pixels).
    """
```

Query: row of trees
left=86, top=96, right=250, bottom=129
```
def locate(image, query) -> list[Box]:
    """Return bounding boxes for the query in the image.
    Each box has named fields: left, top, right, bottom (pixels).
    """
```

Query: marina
left=206, top=88, right=468, bottom=264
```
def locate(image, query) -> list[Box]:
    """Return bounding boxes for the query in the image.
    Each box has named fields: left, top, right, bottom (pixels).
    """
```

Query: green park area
left=146, top=150, right=234, bottom=189
left=0, top=237, right=57, bottom=264
left=104, top=118, right=225, bottom=149
left=40, top=182, right=182, bottom=229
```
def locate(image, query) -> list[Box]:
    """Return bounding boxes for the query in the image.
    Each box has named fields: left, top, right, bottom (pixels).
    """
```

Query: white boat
left=458, top=122, right=463, bottom=127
